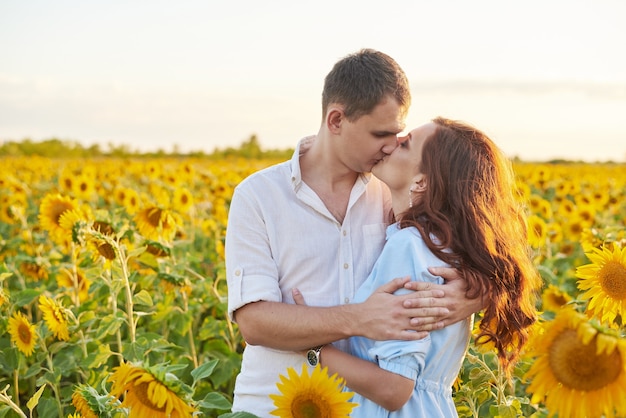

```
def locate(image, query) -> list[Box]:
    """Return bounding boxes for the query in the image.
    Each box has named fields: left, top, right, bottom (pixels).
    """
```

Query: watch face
left=307, top=350, right=318, bottom=366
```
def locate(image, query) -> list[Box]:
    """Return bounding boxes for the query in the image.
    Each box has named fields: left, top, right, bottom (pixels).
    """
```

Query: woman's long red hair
left=398, top=117, right=541, bottom=376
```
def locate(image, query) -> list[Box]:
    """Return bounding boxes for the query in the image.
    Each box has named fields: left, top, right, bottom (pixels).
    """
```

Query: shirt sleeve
left=356, top=228, right=445, bottom=381
left=225, top=184, right=282, bottom=321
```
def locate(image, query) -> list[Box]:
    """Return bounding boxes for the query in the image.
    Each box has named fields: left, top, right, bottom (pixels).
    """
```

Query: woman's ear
left=326, top=106, right=344, bottom=134
left=412, top=173, right=427, bottom=192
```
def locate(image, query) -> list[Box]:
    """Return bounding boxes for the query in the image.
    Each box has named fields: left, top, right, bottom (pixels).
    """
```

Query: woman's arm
left=292, top=288, right=416, bottom=411
left=318, top=344, right=414, bottom=411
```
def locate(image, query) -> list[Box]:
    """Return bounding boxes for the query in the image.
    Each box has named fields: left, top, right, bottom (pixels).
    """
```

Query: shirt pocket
left=362, top=223, right=387, bottom=271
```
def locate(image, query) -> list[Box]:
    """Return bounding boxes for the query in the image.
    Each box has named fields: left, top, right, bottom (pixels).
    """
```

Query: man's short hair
left=322, top=49, right=411, bottom=121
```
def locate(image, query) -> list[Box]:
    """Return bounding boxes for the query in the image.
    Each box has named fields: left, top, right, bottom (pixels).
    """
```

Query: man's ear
left=326, top=106, right=344, bottom=134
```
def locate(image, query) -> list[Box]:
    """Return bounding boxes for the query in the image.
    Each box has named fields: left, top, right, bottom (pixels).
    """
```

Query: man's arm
left=235, top=277, right=447, bottom=351
left=403, top=266, right=484, bottom=329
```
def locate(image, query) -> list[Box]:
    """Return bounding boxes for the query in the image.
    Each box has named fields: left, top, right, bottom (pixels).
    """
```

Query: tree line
left=0, top=135, right=293, bottom=160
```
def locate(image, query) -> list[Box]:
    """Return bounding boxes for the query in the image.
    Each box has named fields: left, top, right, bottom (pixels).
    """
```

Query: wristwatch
left=306, top=345, right=324, bottom=367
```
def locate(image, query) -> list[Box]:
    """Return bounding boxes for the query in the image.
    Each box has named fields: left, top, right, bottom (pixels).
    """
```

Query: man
left=225, top=49, right=481, bottom=416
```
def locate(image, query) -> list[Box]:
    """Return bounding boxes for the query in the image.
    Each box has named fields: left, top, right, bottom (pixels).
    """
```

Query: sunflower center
left=291, top=392, right=331, bottom=418
left=599, top=260, right=626, bottom=300
left=147, top=208, right=163, bottom=227
left=134, top=381, right=167, bottom=412
left=94, top=221, right=115, bottom=235
left=97, top=242, right=116, bottom=260
left=549, top=329, right=622, bottom=391
left=52, top=202, right=76, bottom=226
left=18, top=323, right=32, bottom=344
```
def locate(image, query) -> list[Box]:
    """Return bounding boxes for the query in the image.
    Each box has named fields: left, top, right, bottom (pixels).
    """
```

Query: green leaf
left=0, top=404, right=13, bottom=418
left=96, top=312, right=125, bottom=339
left=133, top=289, right=153, bottom=306
left=218, top=412, right=260, bottom=418
left=198, top=391, right=232, bottom=410
left=27, top=384, right=46, bottom=412
left=81, top=344, right=113, bottom=369
left=0, top=346, right=20, bottom=371
left=35, top=397, right=59, bottom=418
left=191, top=359, right=219, bottom=383
left=127, top=245, right=148, bottom=258
left=13, top=289, right=40, bottom=307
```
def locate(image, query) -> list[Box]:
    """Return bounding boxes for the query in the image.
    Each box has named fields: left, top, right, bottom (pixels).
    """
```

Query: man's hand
left=350, top=277, right=448, bottom=341
left=403, top=266, right=484, bottom=329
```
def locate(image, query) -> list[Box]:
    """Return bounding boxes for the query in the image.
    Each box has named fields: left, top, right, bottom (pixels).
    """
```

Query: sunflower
left=526, top=215, right=547, bottom=248
left=72, top=174, right=96, bottom=201
left=525, top=307, right=626, bottom=418
left=57, top=269, right=91, bottom=302
left=145, top=240, right=171, bottom=258
left=556, top=198, right=576, bottom=219
left=562, top=215, right=586, bottom=242
left=134, top=206, right=181, bottom=242
left=72, top=389, right=99, bottom=418
left=108, top=361, right=196, bottom=418
left=576, top=243, right=626, bottom=324
left=38, top=295, right=70, bottom=341
left=0, top=287, right=8, bottom=308
left=58, top=168, right=75, bottom=193
left=0, top=192, right=26, bottom=224
left=114, top=187, right=140, bottom=215
left=38, top=193, right=81, bottom=244
left=541, top=284, right=573, bottom=312
left=527, top=195, right=552, bottom=220
left=8, top=311, right=38, bottom=357
left=88, top=221, right=117, bottom=261
left=270, top=364, right=357, bottom=418
left=20, top=260, right=49, bottom=281
left=72, top=384, right=118, bottom=418
left=171, top=187, right=194, bottom=214
left=576, top=202, right=597, bottom=226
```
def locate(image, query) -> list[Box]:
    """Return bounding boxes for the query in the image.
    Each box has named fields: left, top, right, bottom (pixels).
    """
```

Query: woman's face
left=371, top=122, right=436, bottom=194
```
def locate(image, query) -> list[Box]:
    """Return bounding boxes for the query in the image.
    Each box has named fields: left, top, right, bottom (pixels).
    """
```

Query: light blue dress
left=347, top=223, right=472, bottom=417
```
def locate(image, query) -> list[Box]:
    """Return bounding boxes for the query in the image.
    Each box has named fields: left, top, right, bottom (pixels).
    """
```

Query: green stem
left=107, top=268, right=124, bottom=361
left=69, top=243, right=80, bottom=308
left=40, top=337, right=64, bottom=418
left=185, top=267, right=238, bottom=351
left=117, top=243, right=136, bottom=344
left=13, top=369, right=19, bottom=409
left=182, top=291, right=198, bottom=368
left=0, top=385, right=27, bottom=418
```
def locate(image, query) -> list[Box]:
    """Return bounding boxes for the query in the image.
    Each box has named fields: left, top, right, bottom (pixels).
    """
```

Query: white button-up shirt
left=226, top=137, right=391, bottom=416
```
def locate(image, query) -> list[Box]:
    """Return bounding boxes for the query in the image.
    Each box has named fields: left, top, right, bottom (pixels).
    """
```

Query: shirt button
left=235, top=269, right=241, bottom=276
left=344, top=297, right=350, bottom=304
left=343, top=263, right=349, bottom=269
left=342, top=230, right=347, bottom=236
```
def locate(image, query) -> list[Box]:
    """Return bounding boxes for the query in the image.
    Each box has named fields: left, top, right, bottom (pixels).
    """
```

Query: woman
left=296, top=117, right=540, bottom=417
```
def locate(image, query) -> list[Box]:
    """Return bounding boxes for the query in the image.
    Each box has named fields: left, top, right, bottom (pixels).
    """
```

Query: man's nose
left=381, top=136, right=399, bottom=154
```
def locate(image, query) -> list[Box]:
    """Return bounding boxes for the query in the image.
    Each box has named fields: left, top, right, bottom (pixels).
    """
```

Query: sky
left=1, top=0, right=625, bottom=162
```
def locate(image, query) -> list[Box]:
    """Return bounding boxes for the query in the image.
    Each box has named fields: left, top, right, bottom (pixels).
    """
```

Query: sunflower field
left=1, top=155, right=625, bottom=418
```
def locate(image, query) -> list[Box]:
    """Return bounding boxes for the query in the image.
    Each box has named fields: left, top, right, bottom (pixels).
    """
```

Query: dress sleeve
left=357, top=229, right=443, bottom=381
left=225, top=185, right=282, bottom=321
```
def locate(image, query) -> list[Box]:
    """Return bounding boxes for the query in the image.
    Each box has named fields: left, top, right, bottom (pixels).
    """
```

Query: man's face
left=338, top=97, right=406, bottom=173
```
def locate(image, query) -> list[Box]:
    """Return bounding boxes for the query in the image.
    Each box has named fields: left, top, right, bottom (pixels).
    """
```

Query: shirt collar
left=289, top=136, right=315, bottom=190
